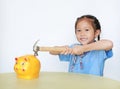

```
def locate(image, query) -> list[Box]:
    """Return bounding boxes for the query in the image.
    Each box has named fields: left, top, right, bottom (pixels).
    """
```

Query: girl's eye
left=76, top=29, right=81, bottom=32
left=85, top=29, right=89, bottom=31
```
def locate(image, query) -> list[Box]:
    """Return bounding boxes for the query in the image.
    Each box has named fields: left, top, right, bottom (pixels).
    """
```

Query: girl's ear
left=95, top=29, right=101, bottom=38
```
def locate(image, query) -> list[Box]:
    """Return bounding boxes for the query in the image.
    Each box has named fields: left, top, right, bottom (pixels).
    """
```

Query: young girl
left=50, top=15, right=113, bottom=76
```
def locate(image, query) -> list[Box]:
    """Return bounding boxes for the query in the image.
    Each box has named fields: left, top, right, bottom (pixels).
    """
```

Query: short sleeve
left=105, top=49, right=113, bottom=58
left=59, top=54, right=70, bottom=61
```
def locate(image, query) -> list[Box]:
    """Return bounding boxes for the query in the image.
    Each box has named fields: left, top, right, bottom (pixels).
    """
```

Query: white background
left=0, top=0, right=120, bottom=81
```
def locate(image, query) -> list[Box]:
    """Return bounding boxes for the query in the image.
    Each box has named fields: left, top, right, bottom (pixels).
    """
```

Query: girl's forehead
left=78, top=18, right=93, bottom=24
left=77, top=18, right=93, bottom=26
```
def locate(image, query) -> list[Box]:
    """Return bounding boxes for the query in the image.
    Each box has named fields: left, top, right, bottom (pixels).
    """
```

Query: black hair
left=75, top=15, right=101, bottom=40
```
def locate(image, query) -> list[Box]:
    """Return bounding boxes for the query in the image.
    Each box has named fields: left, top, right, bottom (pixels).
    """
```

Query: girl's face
left=75, top=18, right=100, bottom=45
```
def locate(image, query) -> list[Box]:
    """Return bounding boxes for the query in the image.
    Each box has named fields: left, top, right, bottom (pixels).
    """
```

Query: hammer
left=33, top=40, right=66, bottom=56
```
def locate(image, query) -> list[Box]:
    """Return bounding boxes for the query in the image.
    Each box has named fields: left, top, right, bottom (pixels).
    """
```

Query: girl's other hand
left=60, top=45, right=73, bottom=55
left=71, top=45, right=84, bottom=55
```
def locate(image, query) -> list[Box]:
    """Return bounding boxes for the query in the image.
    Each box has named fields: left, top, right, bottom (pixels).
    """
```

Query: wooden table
left=0, top=72, right=120, bottom=89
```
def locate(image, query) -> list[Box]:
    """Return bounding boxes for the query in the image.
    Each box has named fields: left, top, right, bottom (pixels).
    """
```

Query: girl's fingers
left=60, top=46, right=71, bottom=55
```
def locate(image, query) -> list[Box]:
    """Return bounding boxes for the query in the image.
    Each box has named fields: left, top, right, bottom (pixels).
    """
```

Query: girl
left=50, top=15, right=113, bottom=76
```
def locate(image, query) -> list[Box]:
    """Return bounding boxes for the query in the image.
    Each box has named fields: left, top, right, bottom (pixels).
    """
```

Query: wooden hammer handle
left=39, top=47, right=65, bottom=52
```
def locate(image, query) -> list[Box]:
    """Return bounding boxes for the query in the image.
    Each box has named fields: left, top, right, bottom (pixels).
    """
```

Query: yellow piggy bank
left=14, top=54, right=40, bottom=79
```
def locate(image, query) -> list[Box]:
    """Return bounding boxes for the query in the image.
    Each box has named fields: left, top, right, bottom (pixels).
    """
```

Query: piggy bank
left=14, top=54, right=40, bottom=79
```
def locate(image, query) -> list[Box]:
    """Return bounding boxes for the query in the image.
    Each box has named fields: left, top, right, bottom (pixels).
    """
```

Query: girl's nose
left=80, top=31, right=85, bottom=36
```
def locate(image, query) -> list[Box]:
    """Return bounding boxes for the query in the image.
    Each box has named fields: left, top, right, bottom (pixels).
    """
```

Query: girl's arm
left=49, top=39, right=113, bottom=55
left=72, top=39, right=113, bottom=55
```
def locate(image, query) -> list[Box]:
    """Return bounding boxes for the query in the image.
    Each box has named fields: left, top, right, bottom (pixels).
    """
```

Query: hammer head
left=33, top=40, right=39, bottom=56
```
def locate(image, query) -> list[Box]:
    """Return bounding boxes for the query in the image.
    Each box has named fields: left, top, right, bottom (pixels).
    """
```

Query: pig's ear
left=24, top=57, right=30, bottom=61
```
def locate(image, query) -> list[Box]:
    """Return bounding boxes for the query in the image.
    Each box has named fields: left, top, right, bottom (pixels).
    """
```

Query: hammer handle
left=39, top=47, right=65, bottom=52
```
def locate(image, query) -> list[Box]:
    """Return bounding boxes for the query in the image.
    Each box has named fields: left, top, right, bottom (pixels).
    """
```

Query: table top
left=0, top=72, right=120, bottom=89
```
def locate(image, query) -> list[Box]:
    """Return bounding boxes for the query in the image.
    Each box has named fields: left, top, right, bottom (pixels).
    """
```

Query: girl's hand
left=71, top=45, right=84, bottom=55
left=60, top=45, right=73, bottom=55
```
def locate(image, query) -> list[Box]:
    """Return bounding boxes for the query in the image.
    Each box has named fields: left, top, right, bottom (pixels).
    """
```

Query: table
left=0, top=72, right=120, bottom=89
